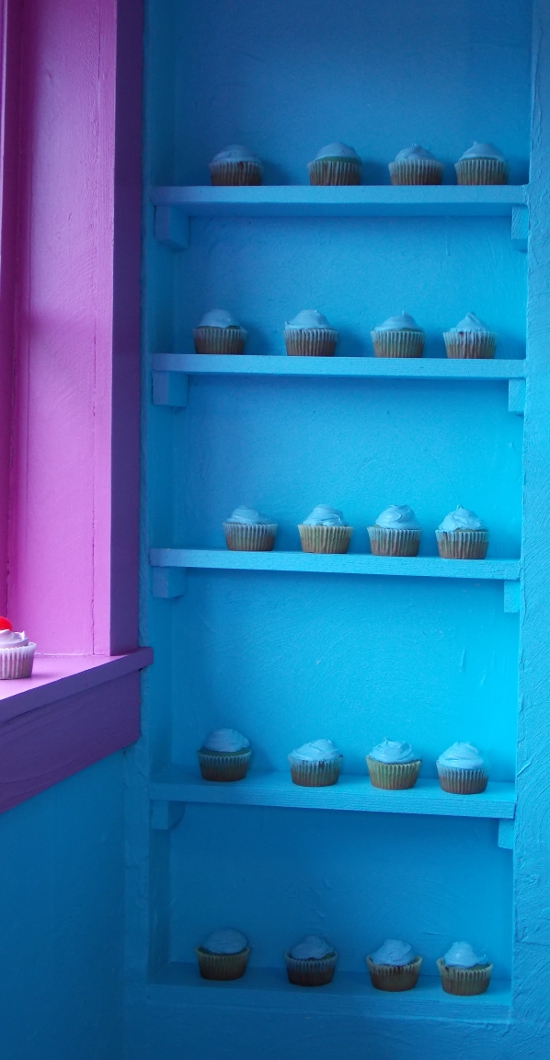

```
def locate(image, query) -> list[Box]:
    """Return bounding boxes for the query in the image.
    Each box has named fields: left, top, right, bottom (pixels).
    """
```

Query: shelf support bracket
left=151, top=800, right=186, bottom=830
left=498, top=819, right=515, bottom=850
left=151, top=567, right=187, bottom=599
left=508, top=378, right=525, bottom=416
left=511, top=205, right=528, bottom=251
left=504, top=580, right=521, bottom=614
left=152, top=370, right=189, bottom=408
left=154, top=204, right=189, bottom=250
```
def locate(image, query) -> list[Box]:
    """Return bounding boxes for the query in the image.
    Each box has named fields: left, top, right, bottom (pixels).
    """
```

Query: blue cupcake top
left=368, top=739, right=418, bottom=764
left=370, top=939, right=416, bottom=966
left=374, top=505, right=420, bottom=530
left=443, top=941, right=488, bottom=968
left=226, top=505, right=273, bottom=525
left=289, top=739, right=341, bottom=763
left=302, top=505, right=347, bottom=527
left=448, top=312, right=492, bottom=334
left=202, top=728, right=250, bottom=753
left=285, top=309, right=333, bottom=330
left=374, top=312, right=423, bottom=333
left=289, top=935, right=335, bottom=960
left=312, top=141, right=360, bottom=162
left=211, top=144, right=260, bottom=165
left=393, top=144, right=439, bottom=162
left=458, top=142, right=505, bottom=162
left=437, top=742, right=485, bottom=770
left=202, top=928, right=248, bottom=954
left=438, top=506, right=485, bottom=532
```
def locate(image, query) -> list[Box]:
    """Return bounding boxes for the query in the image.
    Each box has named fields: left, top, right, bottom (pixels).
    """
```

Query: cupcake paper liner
left=443, top=332, right=497, bottom=360
left=308, top=159, right=361, bottom=186
left=285, top=952, right=338, bottom=986
left=298, top=525, right=353, bottom=554
left=223, top=523, right=277, bottom=552
left=437, top=958, right=493, bottom=996
left=284, top=329, right=338, bottom=357
left=367, top=956, right=423, bottom=992
left=437, top=765, right=488, bottom=795
left=193, top=326, right=247, bottom=355
left=455, top=159, right=508, bottom=186
left=367, top=527, right=421, bottom=557
left=197, top=748, right=252, bottom=782
left=196, top=947, right=251, bottom=980
left=209, top=161, right=262, bottom=186
left=389, top=159, right=444, bottom=186
left=366, top=757, right=422, bottom=790
left=0, top=642, right=36, bottom=680
left=371, top=330, right=425, bottom=358
left=436, top=530, right=489, bottom=560
left=289, top=757, right=342, bottom=787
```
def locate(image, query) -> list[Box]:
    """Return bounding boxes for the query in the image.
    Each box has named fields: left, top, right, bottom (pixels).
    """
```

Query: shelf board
left=152, top=353, right=527, bottom=380
left=149, top=549, right=521, bottom=583
left=151, top=964, right=511, bottom=1023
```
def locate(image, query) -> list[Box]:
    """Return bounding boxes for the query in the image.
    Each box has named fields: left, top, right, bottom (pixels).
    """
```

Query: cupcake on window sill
left=455, top=142, right=508, bottom=185
left=436, top=506, right=489, bottom=559
left=196, top=929, right=250, bottom=980
left=307, top=142, right=361, bottom=185
left=366, top=739, right=422, bottom=790
left=443, top=313, right=497, bottom=360
left=298, top=505, right=353, bottom=554
left=283, top=309, right=338, bottom=357
left=437, top=941, right=493, bottom=996
left=288, top=739, right=342, bottom=787
left=223, top=506, right=277, bottom=552
left=197, top=728, right=252, bottom=782
left=209, top=144, right=262, bottom=186
left=193, top=309, right=247, bottom=355
left=389, top=144, right=443, bottom=185
left=0, top=618, right=35, bottom=679
left=367, top=504, right=422, bottom=557
left=285, top=935, right=338, bottom=986
left=367, top=939, right=422, bottom=992
left=436, top=742, right=488, bottom=795
left=371, top=312, right=425, bottom=358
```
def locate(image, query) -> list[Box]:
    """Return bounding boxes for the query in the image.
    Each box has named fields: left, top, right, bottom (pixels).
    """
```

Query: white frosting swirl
left=370, top=939, right=416, bottom=967
left=302, top=505, right=347, bottom=527
left=313, top=142, right=359, bottom=161
left=375, top=505, right=420, bottom=530
left=226, top=506, right=272, bottom=526
left=289, top=739, right=341, bottom=763
left=369, top=739, right=417, bottom=764
left=285, top=309, right=332, bottom=330
left=210, top=144, right=260, bottom=165
left=449, top=312, right=491, bottom=334
left=202, top=728, right=250, bottom=753
left=437, top=742, right=485, bottom=770
left=198, top=309, right=241, bottom=329
left=394, top=144, right=438, bottom=162
left=374, top=312, right=423, bottom=333
left=0, top=629, right=29, bottom=648
left=459, top=142, right=505, bottom=162
left=202, top=928, right=248, bottom=954
left=289, top=935, right=334, bottom=960
left=443, top=941, right=488, bottom=968
left=438, top=506, right=485, bottom=532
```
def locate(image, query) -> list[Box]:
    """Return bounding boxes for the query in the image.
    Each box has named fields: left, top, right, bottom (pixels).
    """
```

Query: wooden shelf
left=152, top=353, right=526, bottom=380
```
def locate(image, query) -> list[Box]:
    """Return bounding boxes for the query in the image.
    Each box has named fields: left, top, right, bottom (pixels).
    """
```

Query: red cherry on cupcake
left=0, top=617, right=13, bottom=631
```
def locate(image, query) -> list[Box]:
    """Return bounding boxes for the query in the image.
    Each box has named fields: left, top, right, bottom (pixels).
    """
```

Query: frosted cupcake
left=196, top=929, right=250, bottom=980
left=371, top=312, right=425, bottom=359
left=367, top=505, right=421, bottom=557
left=298, top=505, right=353, bottom=554
left=209, top=144, right=262, bottom=186
left=437, top=941, right=493, bottom=996
left=367, top=939, right=422, bottom=992
left=436, top=506, right=489, bottom=560
left=436, top=742, right=488, bottom=795
left=307, top=142, right=361, bottom=186
left=284, top=309, right=338, bottom=358
left=223, top=505, right=277, bottom=552
left=366, top=739, right=421, bottom=790
left=197, top=728, right=252, bottom=782
left=0, top=619, right=35, bottom=679
left=285, top=935, right=338, bottom=986
left=193, top=309, right=247, bottom=355
left=389, top=144, right=443, bottom=186
left=288, top=739, right=342, bottom=787
left=455, top=142, right=508, bottom=186
left=443, top=313, right=497, bottom=360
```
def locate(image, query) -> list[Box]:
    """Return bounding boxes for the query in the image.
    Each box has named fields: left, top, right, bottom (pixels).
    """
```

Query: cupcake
left=298, top=505, right=353, bottom=554
left=209, top=144, right=262, bottom=186
left=436, top=742, right=488, bottom=795
left=283, top=309, right=338, bottom=358
left=197, top=728, right=252, bottom=782
left=371, top=312, right=425, bottom=359
left=455, top=143, right=508, bottom=186
left=437, top=942, right=493, bottom=996
left=443, top=313, right=497, bottom=360
left=285, top=935, right=338, bottom=986
left=196, top=929, right=250, bottom=980
left=223, top=505, right=277, bottom=552
left=288, top=739, right=342, bottom=787
left=436, top=506, right=488, bottom=560
left=367, top=939, right=422, bottom=992
left=307, top=142, right=361, bottom=186
left=389, top=144, right=443, bottom=186
left=0, top=619, right=35, bottom=679
left=193, top=309, right=247, bottom=355
left=367, top=505, right=421, bottom=557
left=366, top=739, right=421, bottom=790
